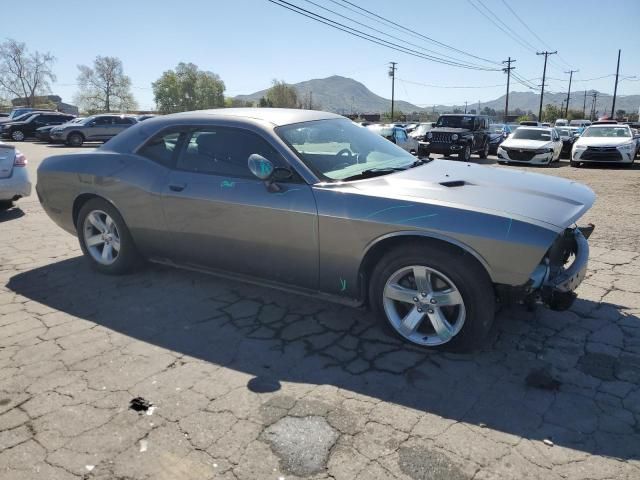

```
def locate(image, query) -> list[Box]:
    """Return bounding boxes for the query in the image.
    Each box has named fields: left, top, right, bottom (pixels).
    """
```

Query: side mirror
left=248, top=154, right=274, bottom=180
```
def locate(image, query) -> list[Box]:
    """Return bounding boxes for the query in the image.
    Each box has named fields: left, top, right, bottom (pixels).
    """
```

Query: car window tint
left=138, top=131, right=182, bottom=167
left=94, top=117, right=112, bottom=126
left=177, top=127, right=283, bottom=178
left=114, top=117, right=135, bottom=125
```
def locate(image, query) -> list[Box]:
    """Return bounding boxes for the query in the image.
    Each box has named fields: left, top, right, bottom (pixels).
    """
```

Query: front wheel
left=67, top=133, right=84, bottom=147
left=369, top=243, right=495, bottom=351
left=77, top=198, right=141, bottom=274
left=0, top=200, right=13, bottom=211
left=458, top=144, right=471, bottom=162
left=570, top=160, right=580, bottom=168
left=10, top=130, right=25, bottom=141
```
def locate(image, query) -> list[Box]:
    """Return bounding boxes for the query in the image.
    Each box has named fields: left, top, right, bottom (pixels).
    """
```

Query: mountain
left=235, top=75, right=423, bottom=114
left=235, top=75, right=639, bottom=117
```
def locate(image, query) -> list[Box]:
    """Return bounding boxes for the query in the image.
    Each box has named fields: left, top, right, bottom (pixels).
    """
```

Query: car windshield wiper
left=341, top=168, right=403, bottom=181
left=408, top=158, right=433, bottom=168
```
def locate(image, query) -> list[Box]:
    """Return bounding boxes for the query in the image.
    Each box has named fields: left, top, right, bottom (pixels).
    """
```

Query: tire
left=570, top=160, right=580, bottom=168
left=76, top=198, right=141, bottom=275
left=458, top=144, right=471, bottom=162
left=369, top=243, right=495, bottom=351
left=67, top=132, right=84, bottom=147
left=10, top=130, right=25, bottom=141
left=0, top=200, right=13, bottom=211
left=479, top=142, right=489, bottom=159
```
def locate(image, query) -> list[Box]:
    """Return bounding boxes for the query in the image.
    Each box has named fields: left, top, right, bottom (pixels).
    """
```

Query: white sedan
left=571, top=124, right=636, bottom=167
left=0, top=142, right=31, bottom=210
left=497, top=127, right=562, bottom=166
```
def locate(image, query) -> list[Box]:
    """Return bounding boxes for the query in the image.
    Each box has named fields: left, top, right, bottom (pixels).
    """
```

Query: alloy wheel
left=11, top=130, right=24, bottom=141
left=382, top=265, right=466, bottom=346
left=83, top=210, right=121, bottom=265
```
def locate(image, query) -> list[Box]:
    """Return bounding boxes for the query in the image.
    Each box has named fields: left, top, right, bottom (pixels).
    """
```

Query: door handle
left=169, top=183, right=186, bottom=192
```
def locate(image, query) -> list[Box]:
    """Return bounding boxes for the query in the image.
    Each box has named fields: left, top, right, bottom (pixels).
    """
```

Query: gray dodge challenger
left=37, top=109, right=595, bottom=350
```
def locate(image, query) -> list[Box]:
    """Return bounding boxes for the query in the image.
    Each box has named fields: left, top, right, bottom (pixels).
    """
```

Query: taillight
left=14, top=151, right=27, bottom=167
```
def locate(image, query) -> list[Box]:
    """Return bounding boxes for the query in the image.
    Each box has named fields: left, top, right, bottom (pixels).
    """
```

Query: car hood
left=500, top=139, right=553, bottom=150
left=575, top=137, right=632, bottom=147
left=430, top=127, right=471, bottom=134
left=351, top=159, right=594, bottom=231
left=1, top=120, right=28, bottom=127
left=36, top=125, right=54, bottom=132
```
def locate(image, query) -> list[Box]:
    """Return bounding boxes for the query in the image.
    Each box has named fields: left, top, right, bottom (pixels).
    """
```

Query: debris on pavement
left=139, top=439, right=148, bottom=452
left=543, top=438, right=554, bottom=447
left=85, top=465, right=95, bottom=471
left=525, top=368, right=561, bottom=391
left=129, top=397, right=152, bottom=413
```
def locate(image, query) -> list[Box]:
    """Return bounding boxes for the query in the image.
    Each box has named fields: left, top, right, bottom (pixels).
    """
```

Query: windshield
left=367, top=126, right=394, bottom=137
left=413, top=124, right=431, bottom=135
left=490, top=124, right=505, bottom=133
left=11, top=113, right=37, bottom=123
left=436, top=115, right=474, bottom=129
left=278, top=118, right=417, bottom=181
left=582, top=126, right=631, bottom=138
left=557, top=128, right=571, bottom=136
left=511, top=129, right=552, bottom=141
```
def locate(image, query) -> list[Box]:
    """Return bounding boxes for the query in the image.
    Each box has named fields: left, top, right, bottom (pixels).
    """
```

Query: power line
left=474, top=0, right=538, bottom=52
left=268, top=1, right=500, bottom=70
left=335, top=0, right=502, bottom=66
left=300, top=0, right=496, bottom=70
left=466, top=0, right=537, bottom=54
left=499, top=0, right=574, bottom=70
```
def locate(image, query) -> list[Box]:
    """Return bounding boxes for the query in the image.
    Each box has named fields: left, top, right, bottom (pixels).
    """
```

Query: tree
left=152, top=62, right=225, bottom=114
left=225, top=97, right=253, bottom=108
left=542, top=104, right=563, bottom=123
left=0, top=39, right=56, bottom=107
left=264, top=80, right=298, bottom=108
left=615, top=109, right=627, bottom=120
left=75, top=56, right=137, bottom=112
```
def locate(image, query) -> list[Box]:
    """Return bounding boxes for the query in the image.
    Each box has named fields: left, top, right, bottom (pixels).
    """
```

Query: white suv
left=571, top=124, right=636, bottom=167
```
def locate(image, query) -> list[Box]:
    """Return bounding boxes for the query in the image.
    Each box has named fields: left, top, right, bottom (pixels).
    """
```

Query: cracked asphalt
left=1, top=142, right=639, bottom=479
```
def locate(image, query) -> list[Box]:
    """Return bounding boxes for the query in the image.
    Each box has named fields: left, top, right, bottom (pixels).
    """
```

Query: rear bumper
left=0, top=167, right=31, bottom=201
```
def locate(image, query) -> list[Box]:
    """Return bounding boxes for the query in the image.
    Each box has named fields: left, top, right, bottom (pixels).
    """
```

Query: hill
left=235, top=75, right=423, bottom=114
left=235, top=75, right=639, bottom=117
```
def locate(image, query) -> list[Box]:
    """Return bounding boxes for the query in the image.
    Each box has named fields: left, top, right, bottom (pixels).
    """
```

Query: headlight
left=535, top=148, right=553, bottom=154
left=618, top=142, right=635, bottom=151
left=573, top=144, right=587, bottom=150
left=427, top=132, right=433, bottom=139
left=451, top=133, right=459, bottom=141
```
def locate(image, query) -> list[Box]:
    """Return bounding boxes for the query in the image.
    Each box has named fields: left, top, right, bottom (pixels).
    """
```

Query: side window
left=114, top=117, right=135, bottom=125
left=176, top=127, right=284, bottom=178
left=396, top=129, right=407, bottom=141
left=94, top=117, right=112, bottom=126
left=138, top=130, right=183, bottom=167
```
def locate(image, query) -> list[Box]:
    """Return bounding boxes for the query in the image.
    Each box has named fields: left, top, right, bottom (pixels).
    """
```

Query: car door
left=112, top=116, right=136, bottom=138
left=160, top=125, right=319, bottom=289
left=552, top=129, right=562, bottom=159
left=393, top=128, right=409, bottom=152
left=86, top=116, right=112, bottom=140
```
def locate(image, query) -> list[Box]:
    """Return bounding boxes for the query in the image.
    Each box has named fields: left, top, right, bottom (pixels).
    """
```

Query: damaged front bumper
left=499, top=225, right=594, bottom=310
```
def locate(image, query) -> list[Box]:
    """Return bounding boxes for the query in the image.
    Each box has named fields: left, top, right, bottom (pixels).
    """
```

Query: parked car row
left=0, top=112, right=154, bottom=146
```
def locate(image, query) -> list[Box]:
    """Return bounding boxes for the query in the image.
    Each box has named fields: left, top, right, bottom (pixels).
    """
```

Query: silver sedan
left=0, top=142, right=31, bottom=209
left=37, top=109, right=595, bottom=350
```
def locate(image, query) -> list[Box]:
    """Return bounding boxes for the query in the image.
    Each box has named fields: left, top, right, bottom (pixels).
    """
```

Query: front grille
left=504, top=148, right=536, bottom=161
left=581, top=146, right=622, bottom=161
left=430, top=132, right=452, bottom=143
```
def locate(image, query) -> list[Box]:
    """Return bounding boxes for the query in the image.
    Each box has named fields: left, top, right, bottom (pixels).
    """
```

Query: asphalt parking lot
left=1, top=141, right=639, bottom=479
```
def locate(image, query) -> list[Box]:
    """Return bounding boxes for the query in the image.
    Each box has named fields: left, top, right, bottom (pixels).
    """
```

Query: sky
left=3, top=0, right=640, bottom=111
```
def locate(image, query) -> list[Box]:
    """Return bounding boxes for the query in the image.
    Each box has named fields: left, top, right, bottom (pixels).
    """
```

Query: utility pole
left=561, top=99, right=565, bottom=116
left=611, top=49, right=621, bottom=119
left=590, top=91, right=598, bottom=121
left=388, top=62, right=397, bottom=122
left=537, top=51, right=557, bottom=120
left=502, top=57, right=516, bottom=122
left=464, top=101, right=468, bottom=113
left=477, top=100, right=480, bottom=114
left=564, top=69, right=578, bottom=117
left=583, top=90, right=588, bottom=118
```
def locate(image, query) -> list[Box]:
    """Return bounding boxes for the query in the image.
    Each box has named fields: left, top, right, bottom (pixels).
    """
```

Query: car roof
left=517, top=126, right=553, bottom=131
left=172, top=108, right=342, bottom=127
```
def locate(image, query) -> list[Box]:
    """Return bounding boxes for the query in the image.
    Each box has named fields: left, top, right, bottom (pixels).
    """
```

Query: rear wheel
left=458, top=144, right=471, bottom=162
left=369, top=243, right=494, bottom=351
left=67, top=133, right=84, bottom=147
left=10, top=130, right=25, bottom=141
left=479, top=142, right=489, bottom=159
left=77, top=198, right=141, bottom=275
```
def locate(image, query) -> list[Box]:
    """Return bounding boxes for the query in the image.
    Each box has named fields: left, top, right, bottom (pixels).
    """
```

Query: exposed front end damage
left=497, top=224, right=594, bottom=311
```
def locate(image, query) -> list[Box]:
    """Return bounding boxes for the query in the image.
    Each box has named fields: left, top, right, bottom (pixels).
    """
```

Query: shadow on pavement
left=8, top=257, right=640, bottom=461
left=0, top=207, right=25, bottom=223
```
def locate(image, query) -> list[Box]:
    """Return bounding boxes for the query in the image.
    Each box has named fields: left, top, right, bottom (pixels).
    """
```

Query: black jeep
left=418, top=114, right=491, bottom=161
